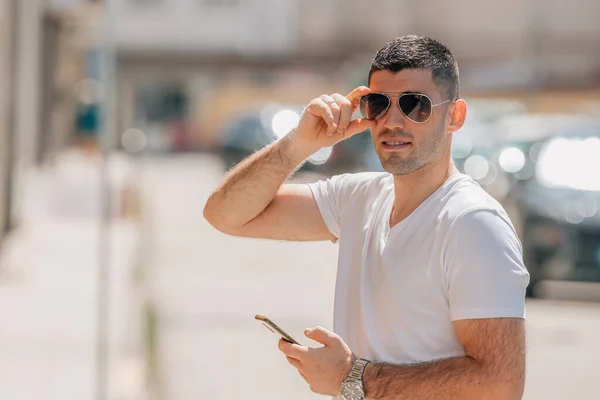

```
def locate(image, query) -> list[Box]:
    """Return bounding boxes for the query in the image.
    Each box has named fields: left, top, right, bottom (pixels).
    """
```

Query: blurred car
left=216, top=104, right=378, bottom=174
left=328, top=130, right=383, bottom=173
left=216, top=110, right=276, bottom=169
left=216, top=104, right=329, bottom=171
left=490, top=114, right=600, bottom=296
left=451, top=99, right=529, bottom=199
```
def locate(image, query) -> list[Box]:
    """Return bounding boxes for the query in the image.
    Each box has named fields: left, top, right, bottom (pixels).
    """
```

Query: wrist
left=340, top=353, right=357, bottom=387
left=340, top=357, right=370, bottom=400
left=281, top=129, right=320, bottom=162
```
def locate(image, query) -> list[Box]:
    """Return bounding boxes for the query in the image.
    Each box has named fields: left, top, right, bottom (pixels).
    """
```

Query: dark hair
left=369, top=35, right=460, bottom=100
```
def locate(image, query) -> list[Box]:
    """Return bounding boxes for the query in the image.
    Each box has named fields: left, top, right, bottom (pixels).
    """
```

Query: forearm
left=363, top=356, right=520, bottom=400
left=204, top=131, right=312, bottom=229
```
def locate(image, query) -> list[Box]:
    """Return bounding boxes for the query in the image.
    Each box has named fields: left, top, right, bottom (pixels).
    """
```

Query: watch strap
left=344, top=358, right=370, bottom=383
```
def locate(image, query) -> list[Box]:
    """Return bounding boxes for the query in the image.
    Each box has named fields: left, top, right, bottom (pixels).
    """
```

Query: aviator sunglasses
left=359, top=92, right=454, bottom=123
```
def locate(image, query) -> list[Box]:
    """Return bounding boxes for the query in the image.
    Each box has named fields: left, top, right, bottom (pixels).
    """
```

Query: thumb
left=344, top=118, right=376, bottom=139
left=305, top=326, right=338, bottom=346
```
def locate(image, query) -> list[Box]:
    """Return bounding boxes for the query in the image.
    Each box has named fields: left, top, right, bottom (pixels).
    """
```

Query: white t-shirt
left=307, top=171, right=530, bottom=367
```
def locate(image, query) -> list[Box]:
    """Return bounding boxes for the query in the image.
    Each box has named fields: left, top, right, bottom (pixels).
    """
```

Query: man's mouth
left=382, top=140, right=412, bottom=149
left=383, top=141, right=411, bottom=146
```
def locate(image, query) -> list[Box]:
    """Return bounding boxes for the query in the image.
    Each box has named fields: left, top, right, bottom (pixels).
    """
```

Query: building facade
left=32, top=0, right=600, bottom=153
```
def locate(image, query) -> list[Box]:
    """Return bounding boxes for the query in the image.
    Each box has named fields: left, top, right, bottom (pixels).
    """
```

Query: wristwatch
left=340, top=358, right=370, bottom=400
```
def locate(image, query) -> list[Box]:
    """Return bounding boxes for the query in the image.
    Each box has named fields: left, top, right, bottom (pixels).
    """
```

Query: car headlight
left=536, top=137, right=600, bottom=191
left=464, top=155, right=489, bottom=180
left=499, top=147, right=526, bottom=173
left=307, top=146, right=333, bottom=165
left=271, top=109, right=300, bottom=138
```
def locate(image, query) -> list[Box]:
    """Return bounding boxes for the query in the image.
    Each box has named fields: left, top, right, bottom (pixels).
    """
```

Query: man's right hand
left=204, top=87, right=375, bottom=242
left=290, top=86, right=376, bottom=155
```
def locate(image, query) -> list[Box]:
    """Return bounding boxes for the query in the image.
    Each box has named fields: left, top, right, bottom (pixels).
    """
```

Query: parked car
left=491, top=114, right=600, bottom=296
left=216, top=104, right=376, bottom=174
left=216, top=110, right=277, bottom=169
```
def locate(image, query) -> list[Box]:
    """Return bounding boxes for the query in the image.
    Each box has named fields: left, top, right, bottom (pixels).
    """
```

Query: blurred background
left=0, top=0, right=599, bottom=399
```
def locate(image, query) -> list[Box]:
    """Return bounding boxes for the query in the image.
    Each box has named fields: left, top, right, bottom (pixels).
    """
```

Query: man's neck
left=389, top=158, right=457, bottom=228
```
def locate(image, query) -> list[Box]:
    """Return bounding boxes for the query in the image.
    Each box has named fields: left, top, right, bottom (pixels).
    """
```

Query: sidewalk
left=142, top=154, right=339, bottom=400
left=0, top=149, right=147, bottom=400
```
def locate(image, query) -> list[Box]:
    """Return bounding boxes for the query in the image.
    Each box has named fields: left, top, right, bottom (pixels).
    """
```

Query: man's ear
left=447, top=99, right=467, bottom=134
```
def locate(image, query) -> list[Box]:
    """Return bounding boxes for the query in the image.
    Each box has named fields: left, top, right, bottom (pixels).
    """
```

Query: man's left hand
left=278, top=326, right=355, bottom=396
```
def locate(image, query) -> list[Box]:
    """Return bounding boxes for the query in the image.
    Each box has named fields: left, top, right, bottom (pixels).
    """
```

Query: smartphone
left=255, top=314, right=300, bottom=345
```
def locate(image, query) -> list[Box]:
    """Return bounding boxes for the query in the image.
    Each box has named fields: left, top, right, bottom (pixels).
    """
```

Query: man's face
left=368, top=69, right=452, bottom=176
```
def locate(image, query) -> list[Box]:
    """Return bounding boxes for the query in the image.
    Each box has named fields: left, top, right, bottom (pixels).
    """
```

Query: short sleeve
left=306, top=174, right=350, bottom=241
left=445, top=209, right=530, bottom=321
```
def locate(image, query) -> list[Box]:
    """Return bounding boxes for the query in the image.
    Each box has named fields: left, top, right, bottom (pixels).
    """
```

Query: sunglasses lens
left=360, top=94, right=390, bottom=120
left=399, top=94, right=432, bottom=123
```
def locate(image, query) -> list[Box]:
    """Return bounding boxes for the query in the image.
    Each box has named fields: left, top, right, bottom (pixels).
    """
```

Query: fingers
left=279, top=338, right=309, bottom=360
left=299, top=371, right=310, bottom=383
left=346, top=86, right=371, bottom=107
left=320, top=94, right=341, bottom=129
left=286, top=356, right=302, bottom=370
left=304, top=326, right=339, bottom=346
left=331, top=93, right=353, bottom=135
left=307, top=87, right=373, bottom=138
left=305, top=98, right=337, bottom=134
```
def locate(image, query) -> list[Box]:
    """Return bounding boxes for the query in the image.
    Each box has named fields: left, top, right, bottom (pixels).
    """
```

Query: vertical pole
left=4, top=0, right=18, bottom=234
left=96, top=0, right=116, bottom=399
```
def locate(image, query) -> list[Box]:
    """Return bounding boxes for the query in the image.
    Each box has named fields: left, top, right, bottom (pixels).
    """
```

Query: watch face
left=341, top=381, right=364, bottom=400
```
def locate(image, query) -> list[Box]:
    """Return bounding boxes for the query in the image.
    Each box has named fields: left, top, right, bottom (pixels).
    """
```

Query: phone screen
left=255, top=314, right=300, bottom=345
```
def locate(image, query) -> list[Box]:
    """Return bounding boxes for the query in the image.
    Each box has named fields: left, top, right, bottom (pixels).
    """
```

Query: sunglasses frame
left=360, top=92, right=454, bottom=123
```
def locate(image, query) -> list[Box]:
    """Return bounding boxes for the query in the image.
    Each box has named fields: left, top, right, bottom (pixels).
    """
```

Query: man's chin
left=380, top=159, right=420, bottom=176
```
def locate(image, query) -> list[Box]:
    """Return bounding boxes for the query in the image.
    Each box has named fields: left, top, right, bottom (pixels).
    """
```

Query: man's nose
left=381, top=100, right=407, bottom=131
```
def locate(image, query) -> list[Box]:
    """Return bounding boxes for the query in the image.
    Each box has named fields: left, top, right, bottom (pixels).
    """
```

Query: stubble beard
left=377, top=124, right=446, bottom=176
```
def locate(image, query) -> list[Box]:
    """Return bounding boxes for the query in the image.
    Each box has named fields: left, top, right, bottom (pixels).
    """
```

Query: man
left=204, top=35, right=530, bottom=400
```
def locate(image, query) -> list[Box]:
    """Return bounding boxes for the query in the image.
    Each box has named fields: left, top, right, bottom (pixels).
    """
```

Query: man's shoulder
left=439, top=174, right=515, bottom=234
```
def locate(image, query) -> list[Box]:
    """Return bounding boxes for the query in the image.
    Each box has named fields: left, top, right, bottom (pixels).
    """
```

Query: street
left=142, top=154, right=600, bottom=400
left=0, top=151, right=146, bottom=400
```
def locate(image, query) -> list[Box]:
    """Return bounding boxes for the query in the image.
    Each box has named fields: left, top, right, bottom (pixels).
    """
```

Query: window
left=201, top=0, right=239, bottom=6
left=129, top=0, right=163, bottom=5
